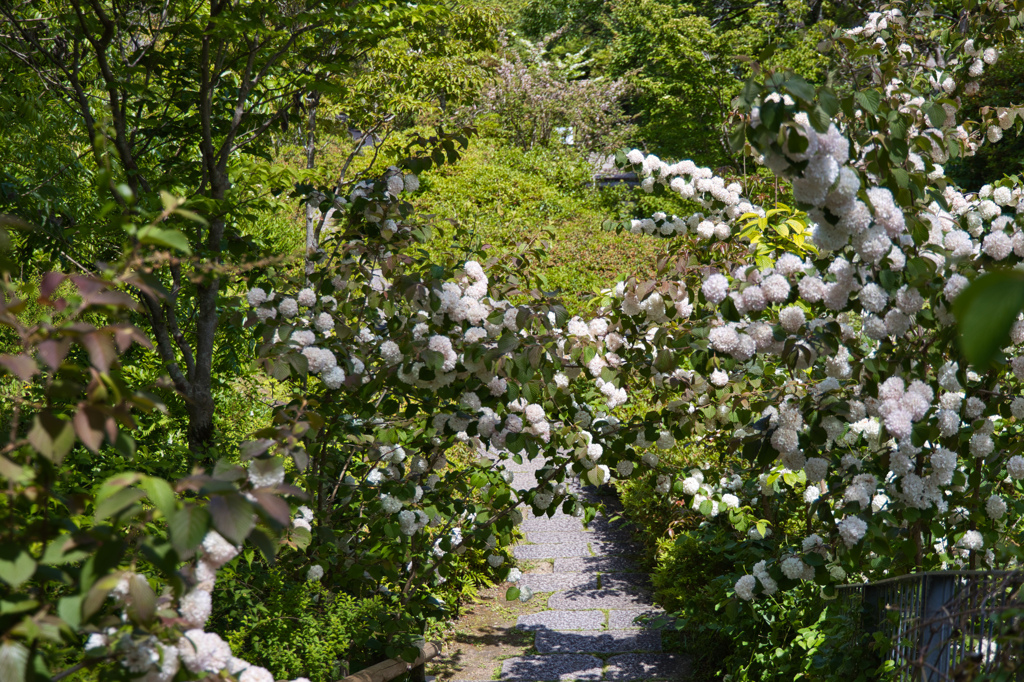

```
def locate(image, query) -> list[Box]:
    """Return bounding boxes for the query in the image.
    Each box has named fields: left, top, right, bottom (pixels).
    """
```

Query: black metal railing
left=835, top=571, right=1024, bottom=680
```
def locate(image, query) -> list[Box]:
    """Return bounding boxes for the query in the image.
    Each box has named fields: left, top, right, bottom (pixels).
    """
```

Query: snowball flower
left=201, top=531, right=239, bottom=568
left=960, top=530, right=984, bottom=551
left=240, top=667, right=276, bottom=682
left=735, top=575, right=757, bottom=601
left=779, top=306, right=806, bottom=333
left=487, top=554, right=504, bottom=567
left=702, top=274, right=730, bottom=305
left=177, top=630, right=232, bottom=674
left=180, top=589, right=212, bottom=627
left=248, top=459, right=285, bottom=488
left=278, top=297, right=298, bottom=319
left=986, top=495, right=1007, bottom=521
left=246, top=287, right=268, bottom=306
left=837, top=516, right=867, bottom=547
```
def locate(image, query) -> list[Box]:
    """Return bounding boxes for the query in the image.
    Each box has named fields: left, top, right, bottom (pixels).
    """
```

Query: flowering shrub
left=588, top=3, right=1024, bottom=609
left=0, top=271, right=310, bottom=681
left=485, top=31, right=634, bottom=153
left=12, top=4, right=1024, bottom=681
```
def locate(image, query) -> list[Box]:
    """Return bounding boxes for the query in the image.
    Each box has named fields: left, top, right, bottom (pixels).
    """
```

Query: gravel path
left=451, top=456, right=691, bottom=682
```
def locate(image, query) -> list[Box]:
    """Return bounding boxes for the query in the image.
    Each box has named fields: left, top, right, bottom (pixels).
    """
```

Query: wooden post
left=335, top=642, right=441, bottom=682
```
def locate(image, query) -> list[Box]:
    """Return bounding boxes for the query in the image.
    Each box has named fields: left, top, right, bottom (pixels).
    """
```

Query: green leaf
left=127, top=574, right=157, bottom=624
left=0, top=642, right=29, bottom=682
left=924, top=102, right=947, bottom=128
left=94, top=487, right=146, bottom=522
left=26, top=412, right=74, bottom=464
left=136, top=225, right=193, bottom=254
left=818, top=88, right=840, bottom=117
left=954, top=270, right=1024, bottom=368
left=505, top=587, right=521, bottom=601
left=855, top=90, right=881, bottom=115
left=784, top=75, right=816, bottom=103
left=0, top=547, right=36, bottom=588
left=141, top=477, right=176, bottom=518
left=57, top=595, right=84, bottom=630
left=169, top=505, right=210, bottom=554
left=728, top=124, right=746, bottom=152
left=292, top=526, right=312, bottom=550
left=808, top=106, right=830, bottom=133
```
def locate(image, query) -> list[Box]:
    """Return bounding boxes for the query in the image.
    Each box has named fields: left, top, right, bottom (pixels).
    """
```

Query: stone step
left=535, top=629, right=662, bottom=654
left=520, top=516, right=586, bottom=533
left=553, top=557, right=639, bottom=574
left=500, top=654, right=603, bottom=681
left=514, top=543, right=593, bottom=560
left=511, top=472, right=539, bottom=489
left=604, top=653, right=692, bottom=680
left=525, top=531, right=595, bottom=544
left=607, top=609, right=665, bottom=629
left=548, top=586, right=653, bottom=611
left=588, top=540, right=638, bottom=557
left=518, top=574, right=594, bottom=593
left=517, top=609, right=605, bottom=631
left=598, top=574, right=653, bottom=592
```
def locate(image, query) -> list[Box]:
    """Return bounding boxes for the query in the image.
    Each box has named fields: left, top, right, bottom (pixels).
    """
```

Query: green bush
left=416, top=134, right=670, bottom=313
left=615, top=444, right=878, bottom=681
left=216, top=566, right=388, bottom=682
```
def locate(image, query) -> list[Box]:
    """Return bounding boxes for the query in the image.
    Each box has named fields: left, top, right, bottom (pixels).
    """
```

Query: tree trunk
left=305, top=91, right=322, bottom=279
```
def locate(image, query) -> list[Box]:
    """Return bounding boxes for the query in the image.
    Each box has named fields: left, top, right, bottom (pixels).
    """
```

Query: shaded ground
left=430, top=562, right=554, bottom=681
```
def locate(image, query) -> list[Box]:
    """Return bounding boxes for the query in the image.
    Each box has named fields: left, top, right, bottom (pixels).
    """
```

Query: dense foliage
left=5, top=0, right=1024, bottom=681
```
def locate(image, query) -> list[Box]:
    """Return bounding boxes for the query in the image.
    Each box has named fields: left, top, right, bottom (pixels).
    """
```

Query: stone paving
left=452, top=455, right=691, bottom=682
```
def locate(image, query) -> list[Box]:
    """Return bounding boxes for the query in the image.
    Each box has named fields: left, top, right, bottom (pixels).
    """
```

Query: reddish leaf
left=239, top=439, right=274, bottom=461
left=83, top=291, right=136, bottom=310
left=73, top=405, right=107, bottom=453
left=0, top=354, right=38, bottom=381
left=36, top=338, right=71, bottom=370
left=104, top=415, right=118, bottom=444
left=80, top=332, right=115, bottom=373
left=112, top=325, right=153, bottom=351
left=39, top=272, right=66, bottom=299
left=251, top=492, right=292, bottom=527
left=208, top=493, right=256, bottom=545
left=69, top=275, right=107, bottom=296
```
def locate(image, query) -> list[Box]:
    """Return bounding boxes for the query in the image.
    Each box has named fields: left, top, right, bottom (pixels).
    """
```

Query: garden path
left=447, top=455, right=691, bottom=682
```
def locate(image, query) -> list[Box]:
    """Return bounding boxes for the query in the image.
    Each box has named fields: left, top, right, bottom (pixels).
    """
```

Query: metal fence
left=835, top=571, right=1024, bottom=680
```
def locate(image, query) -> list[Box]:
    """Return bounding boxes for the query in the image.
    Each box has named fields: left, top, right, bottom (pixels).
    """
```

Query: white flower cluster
left=96, top=530, right=313, bottom=682
left=623, top=152, right=763, bottom=241
left=734, top=559, right=778, bottom=601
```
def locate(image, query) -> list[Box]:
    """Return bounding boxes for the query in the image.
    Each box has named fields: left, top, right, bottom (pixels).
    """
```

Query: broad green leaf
left=136, top=225, right=193, bottom=254
left=855, top=89, right=881, bottom=114
left=505, top=587, right=520, bottom=601
left=57, top=595, right=84, bottom=630
left=94, top=487, right=146, bottom=522
left=26, top=412, right=74, bottom=464
left=0, top=547, right=36, bottom=588
left=954, top=270, right=1024, bottom=368
left=818, top=88, right=840, bottom=117
left=169, top=506, right=210, bottom=554
left=292, top=526, right=312, bottom=550
left=0, top=642, right=29, bottom=682
left=127, top=574, right=156, bottom=623
left=141, top=477, right=176, bottom=518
